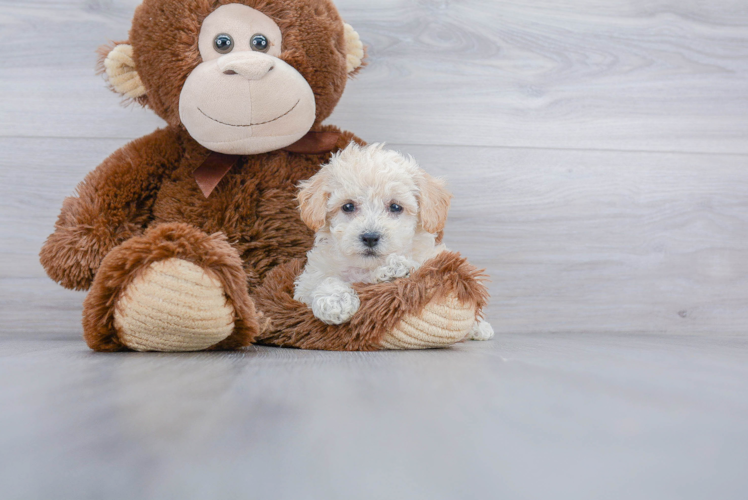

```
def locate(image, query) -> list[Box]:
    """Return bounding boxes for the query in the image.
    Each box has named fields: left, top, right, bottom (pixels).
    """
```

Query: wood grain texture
left=335, top=0, right=748, bottom=153
left=2, top=1, right=748, bottom=498
left=1, top=0, right=747, bottom=153
left=3, top=138, right=748, bottom=336
left=1, top=334, right=747, bottom=500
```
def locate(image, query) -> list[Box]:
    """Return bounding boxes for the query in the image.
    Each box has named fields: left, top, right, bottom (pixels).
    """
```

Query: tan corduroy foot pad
left=380, top=294, right=476, bottom=350
left=114, top=258, right=235, bottom=352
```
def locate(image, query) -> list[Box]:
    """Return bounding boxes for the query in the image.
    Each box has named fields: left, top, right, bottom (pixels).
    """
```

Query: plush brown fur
left=125, top=0, right=351, bottom=127
left=82, top=223, right=259, bottom=351
left=40, top=0, right=486, bottom=352
left=40, top=127, right=184, bottom=291
left=253, top=252, right=489, bottom=351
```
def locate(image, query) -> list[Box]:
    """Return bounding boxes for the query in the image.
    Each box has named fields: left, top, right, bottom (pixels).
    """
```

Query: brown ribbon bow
left=193, top=131, right=341, bottom=198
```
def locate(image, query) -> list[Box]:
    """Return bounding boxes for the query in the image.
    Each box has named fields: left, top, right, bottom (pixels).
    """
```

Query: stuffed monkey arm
left=40, top=127, right=183, bottom=291
left=253, top=252, right=489, bottom=351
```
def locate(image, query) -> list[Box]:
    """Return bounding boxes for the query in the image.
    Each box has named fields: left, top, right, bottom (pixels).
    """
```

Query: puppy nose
left=361, top=232, right=381, bottom=248
left=218, top=53, right=275, bottom=81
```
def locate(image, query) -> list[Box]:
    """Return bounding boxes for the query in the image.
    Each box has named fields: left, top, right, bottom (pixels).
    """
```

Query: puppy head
left=298, top=143, right=452, bottom=263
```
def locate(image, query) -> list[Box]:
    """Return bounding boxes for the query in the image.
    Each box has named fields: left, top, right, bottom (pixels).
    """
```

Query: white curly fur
left=372, top=254, right=418, bottom=283
left=310, top=277, right=360, bottom=325
left=469, top=319, right=495, bottom=341
left=294, top=143, right=494, bottom=338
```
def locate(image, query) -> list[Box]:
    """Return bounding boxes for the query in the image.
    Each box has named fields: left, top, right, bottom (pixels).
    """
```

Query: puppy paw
left=468, top=319, right=494, bottom=341
left=313, top=293, right=360, bottom=325
left=374, top=255, right=419, bottom=283
left=311, top=279, right=361, bottom=325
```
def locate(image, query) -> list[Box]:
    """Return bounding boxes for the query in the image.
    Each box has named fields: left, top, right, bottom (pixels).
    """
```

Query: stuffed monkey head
left=101, top=0, right=365, bottom=155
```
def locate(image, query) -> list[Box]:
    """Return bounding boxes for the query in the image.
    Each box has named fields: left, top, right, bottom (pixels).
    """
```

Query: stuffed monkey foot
left=82, top=223, right=258, bottom=352
left=113, top=258, right=236, bottom=351
left=252, top=251, right=489, bottom=351
left=379, top=293, right=478, bottom=349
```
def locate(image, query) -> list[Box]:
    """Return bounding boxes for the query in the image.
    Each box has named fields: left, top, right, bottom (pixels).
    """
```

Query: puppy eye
left=251, top=34, right=270, bottom=52
left=389, top=203, right=404, bottom=214
left=214, top=34, right=234, bottom=54
left=342, top=203, right=356, bottom=213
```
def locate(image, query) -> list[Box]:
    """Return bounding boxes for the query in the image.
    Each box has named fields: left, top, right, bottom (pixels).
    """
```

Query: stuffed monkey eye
left=341, top=203, right=356, bottom=214
left=389, top=203, right=404, bottom=214
left=214, top=34, right=234, bottom=54
left=251, top=34, right=270, bottom=52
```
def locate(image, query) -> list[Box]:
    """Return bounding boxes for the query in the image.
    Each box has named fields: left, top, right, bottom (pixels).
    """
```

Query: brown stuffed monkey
left=40, top=0, right=488, bottom=352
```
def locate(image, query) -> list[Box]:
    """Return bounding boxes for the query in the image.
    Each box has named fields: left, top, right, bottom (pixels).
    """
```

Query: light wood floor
left=1, top=1, right=747, bottom=498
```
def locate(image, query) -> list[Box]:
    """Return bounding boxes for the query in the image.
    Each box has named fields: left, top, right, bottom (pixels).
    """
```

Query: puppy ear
left=298, top=172, right=330, bottom=232
left=417, top=172, right=452, bottom=233
left=97, top=42, right=147, bottom=103
left=343, top=23, right=365, bottom=75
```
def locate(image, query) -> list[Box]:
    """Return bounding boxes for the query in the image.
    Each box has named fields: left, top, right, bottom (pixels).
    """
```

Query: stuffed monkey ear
left=98, top=42, right=147, bottom=101
left=297, top=173, right=331, bottom=232
left=343, top=23, right=365, bottom=75
left=418, top=172, right=453, bottom=234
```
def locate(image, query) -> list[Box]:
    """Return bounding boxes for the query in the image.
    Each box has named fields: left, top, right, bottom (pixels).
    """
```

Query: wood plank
left=2, top=137, right=748, bottom=336
left=336, top=0, right=748, bottom=153
left=1, top=333, right=746, bottom=499
left=4, top=2, right=748, bottom=498
left=404, top=144, right=748, bottom=335
left=1, top=1, right=747, bottom=153
left=0, top=0, right=165, bottom=139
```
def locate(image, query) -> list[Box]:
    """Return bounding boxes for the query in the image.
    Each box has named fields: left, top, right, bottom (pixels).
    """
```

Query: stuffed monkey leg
left=82, top=223, right=258, bottom=352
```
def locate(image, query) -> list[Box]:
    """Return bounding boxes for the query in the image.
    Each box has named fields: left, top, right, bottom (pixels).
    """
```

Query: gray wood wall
left=2, top=0, right=747, bottom=336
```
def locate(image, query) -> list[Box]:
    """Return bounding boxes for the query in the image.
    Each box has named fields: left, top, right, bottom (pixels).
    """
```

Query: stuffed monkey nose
left=218, top=53, right=275, bottom=80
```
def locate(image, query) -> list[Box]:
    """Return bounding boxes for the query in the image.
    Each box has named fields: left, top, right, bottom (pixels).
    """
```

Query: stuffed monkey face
left=179, top=4, right=316, bottom=155
left=101, top=0, right=365, bottom=155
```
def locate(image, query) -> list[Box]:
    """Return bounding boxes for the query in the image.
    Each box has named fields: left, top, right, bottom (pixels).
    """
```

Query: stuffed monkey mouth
left=197, top=99, right=300, bottom=128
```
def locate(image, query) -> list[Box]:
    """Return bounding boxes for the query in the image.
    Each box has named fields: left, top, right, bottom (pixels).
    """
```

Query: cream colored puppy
left=294, top=143, right=494, bottom=341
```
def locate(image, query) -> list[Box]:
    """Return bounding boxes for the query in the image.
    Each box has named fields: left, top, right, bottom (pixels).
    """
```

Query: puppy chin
left=339, top=245, right=386, bottom=268
left=353, top=251, right=384, bottom=266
